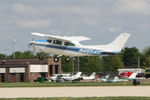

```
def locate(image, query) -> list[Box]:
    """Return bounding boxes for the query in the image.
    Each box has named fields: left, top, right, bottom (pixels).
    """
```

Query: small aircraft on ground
left=118, top=72, right=134, bottom=78
left=100, top=72, right=138, bottom=83
left=62, top=72, right=82, bottom=82
left=82, top=72, right=96, bottom=80
left=50, top=73, right=71, bottom=82
left=30, top=32, right=130, bottom=61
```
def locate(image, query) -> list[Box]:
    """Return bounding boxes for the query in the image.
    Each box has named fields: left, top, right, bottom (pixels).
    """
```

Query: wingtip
left=30, top=32, right=45, bottom=37
left=122, top=33, right=131, bottom=37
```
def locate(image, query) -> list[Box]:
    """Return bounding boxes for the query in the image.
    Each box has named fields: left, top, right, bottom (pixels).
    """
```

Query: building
left=0, top=58, right=61, bottom=82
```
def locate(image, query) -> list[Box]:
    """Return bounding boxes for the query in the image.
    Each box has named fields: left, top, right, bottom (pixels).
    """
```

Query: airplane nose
left=30, top=41, right=34, bottom=44
left=29, top=41, right=34, bottom=48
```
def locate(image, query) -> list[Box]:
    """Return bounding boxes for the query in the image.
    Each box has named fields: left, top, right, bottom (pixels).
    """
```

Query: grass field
left=0, top=81, right=149, bottom=87
left=0, top=97, right=150, bottom=100
left=0, top=82, right=133, bottom=87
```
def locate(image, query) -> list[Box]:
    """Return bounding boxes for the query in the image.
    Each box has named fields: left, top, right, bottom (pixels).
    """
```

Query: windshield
left=47, top=39, right=52, bottom=43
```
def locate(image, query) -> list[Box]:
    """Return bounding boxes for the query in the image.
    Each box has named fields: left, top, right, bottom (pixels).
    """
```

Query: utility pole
left=13, top=39, right=16, bottom=59
left=72, top=57, right=75, bottom=74
left=77, top=56, right=80, bottom=72
left=74, top=56, right=80, bottom=74
left=138, top=57, right=140, bottom=69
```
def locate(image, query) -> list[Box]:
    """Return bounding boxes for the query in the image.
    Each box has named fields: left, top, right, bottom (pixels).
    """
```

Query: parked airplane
left=100, top=72, right=138, bottom=83
left=62, top=72, right=82, bottom=82
left=82, top=72, right=96, bottom=80
left=50, top=73, right=71, bottom=82
left=118, top=72, right=134, bottom=78
left=50, top=74, right=59, bottom=82
left=30, top=32, right=130, bottom=60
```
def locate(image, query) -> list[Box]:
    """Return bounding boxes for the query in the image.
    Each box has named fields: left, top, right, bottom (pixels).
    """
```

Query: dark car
left=136, top=73, right=146, bottom=78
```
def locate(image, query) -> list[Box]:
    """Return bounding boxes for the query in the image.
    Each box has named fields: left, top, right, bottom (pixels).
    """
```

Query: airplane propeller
left=28, top=36, right=36, bottom=54
left=28, top=36, right=34, bottom=48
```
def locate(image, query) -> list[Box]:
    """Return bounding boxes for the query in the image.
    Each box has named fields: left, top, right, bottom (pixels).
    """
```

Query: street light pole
left=4, top=49, right=9, bottom=59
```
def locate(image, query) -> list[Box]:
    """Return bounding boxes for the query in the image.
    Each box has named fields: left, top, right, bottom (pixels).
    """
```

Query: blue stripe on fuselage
left=34, top=43, right=80, bottom=53
left=35, top=40, right=48, bottom=42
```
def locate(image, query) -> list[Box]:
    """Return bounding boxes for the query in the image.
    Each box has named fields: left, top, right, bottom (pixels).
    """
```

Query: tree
left=121, top=47, right=141, bottom=67
left=0, top=54, right=5, bottom=59
left=143, top=57, right=150, bottom=68
left=61, top=56, right=74, bottom=72
left=102, top=55, right=124, bottom=74
left=23, top=51, right=35, bottom=58
left=9, top=51, right=23, bottom=58
left=142, top=47, right=150, bottom=68
left=9, top=51, right=35, bottom=58
left=35, top=52, right=49, bottom=58
left=80, top=56, right=103, bottom=74
left=143, top=47, right=150, bottom=56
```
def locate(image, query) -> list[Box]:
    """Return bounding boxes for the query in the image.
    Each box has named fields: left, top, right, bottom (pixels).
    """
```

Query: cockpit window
left=64, top=42, right=75, bottom=46
left=53, top=40, right=62, bottom=45
left=47, top=39, right=52, bottom=43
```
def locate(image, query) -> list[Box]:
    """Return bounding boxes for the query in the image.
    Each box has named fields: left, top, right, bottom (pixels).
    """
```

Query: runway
left=0, top=86, right=150, bottom=98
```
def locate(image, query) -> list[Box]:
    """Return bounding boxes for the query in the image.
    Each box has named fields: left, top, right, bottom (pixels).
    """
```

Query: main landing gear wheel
left=54, top=57, right=59, bottom=62
left=65, top=57, right=70, bottom=62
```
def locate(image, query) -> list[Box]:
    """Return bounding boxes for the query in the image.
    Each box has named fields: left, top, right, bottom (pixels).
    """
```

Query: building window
left=49, top=65, right=53, bottom=76
left=64, top=42, right=75, bottom=46
left=53, top=40, right=62, bottom=45
left=55, top=65, right=59, bottom=74
left=20, top=73, right=24, bottom=82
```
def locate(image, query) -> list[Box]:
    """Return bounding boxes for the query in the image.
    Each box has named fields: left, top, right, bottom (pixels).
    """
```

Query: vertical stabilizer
left=95, top=33, right=131, bottom=52
left=90, top=72, right=96, bottom=77
left=128, top=72, right=137, bottom=79
left=75, top=72, right=82, bottom=78
left=106, top=33, right=130, bottom=51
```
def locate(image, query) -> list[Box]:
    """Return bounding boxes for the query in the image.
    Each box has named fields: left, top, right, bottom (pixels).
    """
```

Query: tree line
left=1, top=47, right=150, bottom=74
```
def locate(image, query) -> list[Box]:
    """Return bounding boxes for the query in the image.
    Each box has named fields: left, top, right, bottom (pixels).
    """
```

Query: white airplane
left=49, top=74, right=59, bottom=82
left=30, top=32, right=130, bottom=59
left=100, top=72, right=138, bottom=83
left=82, top=72, right=96, bottom=80
left=50, top=73, right=71, bottom=82
left=62, top=72, right=82, bottom=82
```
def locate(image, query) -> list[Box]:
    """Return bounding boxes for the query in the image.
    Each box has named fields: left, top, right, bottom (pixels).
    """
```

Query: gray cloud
left=0, top=0, right=150, bottom=54
left=114, top=0, right=150, bottom=15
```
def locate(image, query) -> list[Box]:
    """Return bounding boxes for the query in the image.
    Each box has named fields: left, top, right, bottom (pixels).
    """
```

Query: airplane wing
left=31, top=32, right=91, bottom=42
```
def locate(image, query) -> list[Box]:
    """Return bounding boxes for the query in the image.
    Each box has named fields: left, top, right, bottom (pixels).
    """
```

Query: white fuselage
left=31, top=40, right=119, bottom=56
left=62, top=72, right=82, bottom=81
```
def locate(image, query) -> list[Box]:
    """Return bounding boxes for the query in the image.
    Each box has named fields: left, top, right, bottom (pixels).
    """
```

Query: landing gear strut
left=39, top=53, right=44, bottom=60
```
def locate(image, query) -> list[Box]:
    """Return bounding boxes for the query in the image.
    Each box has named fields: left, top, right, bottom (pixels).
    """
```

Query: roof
left=0, top=58, right=54, bottom=68
left=0, top=58, right=48, bottom=65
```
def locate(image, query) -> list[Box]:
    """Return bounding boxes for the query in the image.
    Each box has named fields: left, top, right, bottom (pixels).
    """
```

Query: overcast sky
left=0, top=0, right=150, bottom=54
